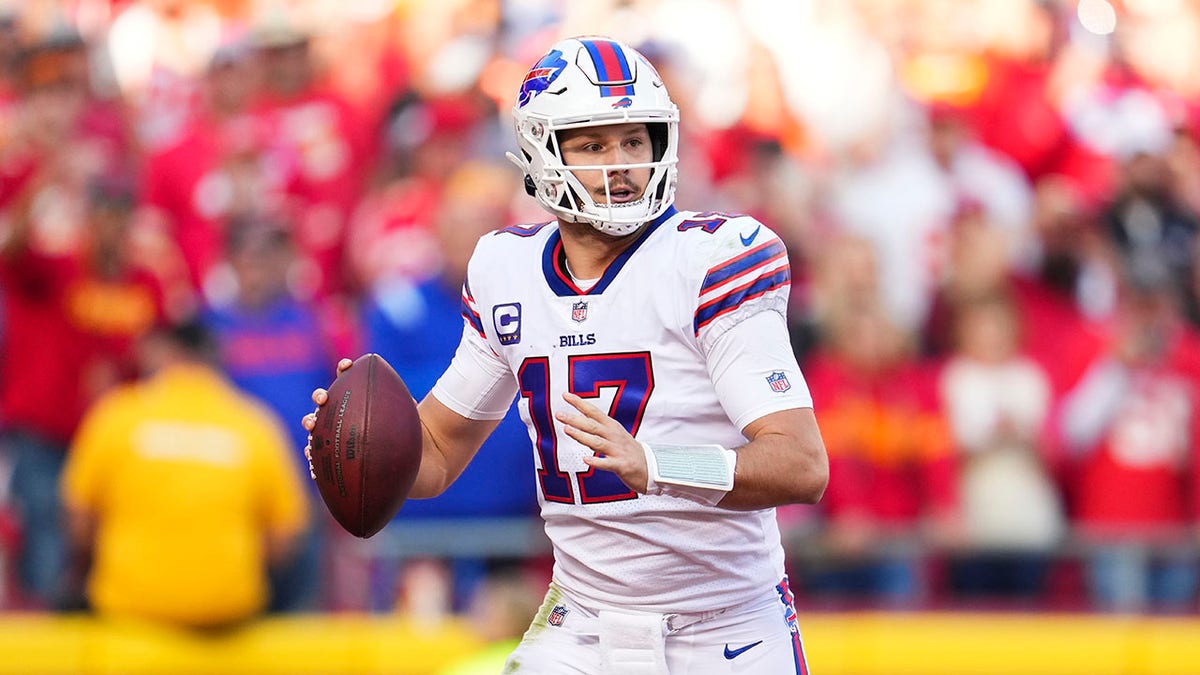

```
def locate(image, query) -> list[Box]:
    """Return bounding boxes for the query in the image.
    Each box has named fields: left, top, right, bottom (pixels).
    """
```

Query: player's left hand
left=556, top=392, right=649, bottom=493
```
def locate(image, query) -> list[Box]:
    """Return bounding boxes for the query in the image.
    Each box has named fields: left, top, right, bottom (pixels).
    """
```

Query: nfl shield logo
left=548, top=604, right=569, bottom=627
left=766, top=371, right=791, bottom=393
left=571, top=301, right=588, bottom=323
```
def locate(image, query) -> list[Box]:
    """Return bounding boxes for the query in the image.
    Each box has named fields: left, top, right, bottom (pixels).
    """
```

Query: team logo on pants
left=548, top=604, right=569, bottom=627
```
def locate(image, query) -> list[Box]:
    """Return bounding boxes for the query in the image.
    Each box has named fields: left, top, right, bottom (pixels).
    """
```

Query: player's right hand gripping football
left=302, top=358, right=354, bottom=480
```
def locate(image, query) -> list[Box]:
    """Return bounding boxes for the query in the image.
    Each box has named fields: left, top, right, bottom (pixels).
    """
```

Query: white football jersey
left=431, top=206, right=813, bottom=613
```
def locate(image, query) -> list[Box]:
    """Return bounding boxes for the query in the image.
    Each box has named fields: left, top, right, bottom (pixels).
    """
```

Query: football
left=309, top=353, right=423, bottom=538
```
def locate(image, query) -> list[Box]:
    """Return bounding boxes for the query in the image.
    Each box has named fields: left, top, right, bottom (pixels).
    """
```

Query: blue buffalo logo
left=518, top=49, right=568, bottom=108
left=611, top=97, right=633, bottom=109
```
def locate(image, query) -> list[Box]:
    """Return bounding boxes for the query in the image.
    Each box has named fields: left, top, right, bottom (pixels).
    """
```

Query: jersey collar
left=541, top=205, right=678, bottom=297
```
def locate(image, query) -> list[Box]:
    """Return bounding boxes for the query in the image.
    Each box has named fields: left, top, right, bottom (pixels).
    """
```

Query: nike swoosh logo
left=723, top=640, right=763, bottom=660
left=739, top=224, right=761, bottom=247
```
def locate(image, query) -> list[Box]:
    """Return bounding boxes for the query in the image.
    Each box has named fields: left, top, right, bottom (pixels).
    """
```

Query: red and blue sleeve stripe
left=581, top=38, right=635, bottom=97
left=461, top=282, right=486, bottom=339
left=700, top=240, right=787, bottom=293
left=694, top=267, right=790, bottom=334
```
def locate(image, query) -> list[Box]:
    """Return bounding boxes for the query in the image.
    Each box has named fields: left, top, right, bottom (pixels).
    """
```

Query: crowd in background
left=0, top=0, right=1199, bottom=627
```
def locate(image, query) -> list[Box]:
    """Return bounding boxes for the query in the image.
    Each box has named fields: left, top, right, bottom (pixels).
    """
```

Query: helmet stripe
left=581, top=39, right=635, bottom=97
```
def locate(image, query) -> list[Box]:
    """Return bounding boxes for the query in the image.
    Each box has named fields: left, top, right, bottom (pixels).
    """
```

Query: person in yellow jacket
left=61, top=319, right=308, bottom=628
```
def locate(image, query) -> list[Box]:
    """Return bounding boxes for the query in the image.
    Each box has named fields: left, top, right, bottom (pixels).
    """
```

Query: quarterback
left=305, top=36, right=827, bottom=674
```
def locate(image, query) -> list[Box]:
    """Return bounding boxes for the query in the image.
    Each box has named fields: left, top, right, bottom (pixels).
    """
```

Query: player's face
left=557, top=123, right=653, bottom=205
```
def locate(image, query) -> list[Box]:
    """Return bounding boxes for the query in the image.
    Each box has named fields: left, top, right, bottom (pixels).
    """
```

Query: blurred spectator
left=141, top=34, right=273, bottom=297
left=362, top=160, right=538, bottom=608
left=2, top=31, right=113, bottom=215
left=1009, top=176, right=1110, bottom=399
left=797, top=296, right=959, bottom=606
left=1168, top=123, right=1200, bottom=242
left=105, top=0, right=224, bottom=150
left=1101, top=150, right=1199, bottom=326
left=72, top=176, right=170, bottom=387
left=347, top=92, right=490, bottom=289
left=0, top=172, right=165, bottom=608
left=60, top=319, right=308, bottom=627
left=802, top=233, right=880, bottom=362
left=1059, top=259, right=1200, bottom=612
left=1164, top=123, right=1200, bottom=326
left=939, top=291, right=1064, bottom=602
left=825, top=102, right=959, bottom=334
left=922, top=203, right=1015, bottom=356
left=250, top=23, right=372, bottom=300
left=926, top=103, right=1034, bottom=255
left=969, top=0, right=1113, bottom=204
left=200, top=217, right=332, bottom=612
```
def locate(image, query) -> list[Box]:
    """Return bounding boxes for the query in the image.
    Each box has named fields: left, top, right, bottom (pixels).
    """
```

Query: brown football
left=310, top=353, right=422, bottom=538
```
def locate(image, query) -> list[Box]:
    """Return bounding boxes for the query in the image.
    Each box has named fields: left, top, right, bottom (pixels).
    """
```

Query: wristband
left=640, top=442, right=736, bottom=506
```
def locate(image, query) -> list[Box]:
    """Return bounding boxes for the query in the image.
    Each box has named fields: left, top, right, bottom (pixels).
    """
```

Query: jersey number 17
left=518, top=352, right=654, bottom=504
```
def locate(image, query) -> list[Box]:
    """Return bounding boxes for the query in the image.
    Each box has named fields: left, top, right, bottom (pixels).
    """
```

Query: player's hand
left=302, top=358, right=354, bottom=479
left=556, top=392, right=649, bottom=493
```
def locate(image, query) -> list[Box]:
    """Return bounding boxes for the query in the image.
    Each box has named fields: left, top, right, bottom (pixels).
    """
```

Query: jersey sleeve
left=430, top=249, right=518, bottom=420
left=705, top=310, right=813, bottom=431
left=430, top=324, right=519, bottom=420
left=693, top=218, right=791, bottom=350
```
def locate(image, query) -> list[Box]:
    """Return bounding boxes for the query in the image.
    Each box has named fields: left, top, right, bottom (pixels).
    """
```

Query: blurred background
left=0, top=0, right=1199, bottom=672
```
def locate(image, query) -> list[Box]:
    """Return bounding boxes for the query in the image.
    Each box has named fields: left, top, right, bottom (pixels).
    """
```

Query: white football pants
left=502, top=577, right=812, bottom=674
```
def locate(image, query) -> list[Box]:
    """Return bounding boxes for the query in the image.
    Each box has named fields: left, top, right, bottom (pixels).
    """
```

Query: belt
left=663, top=607, right=728, bottom=634
left=562, top=605, right=729, bottom=636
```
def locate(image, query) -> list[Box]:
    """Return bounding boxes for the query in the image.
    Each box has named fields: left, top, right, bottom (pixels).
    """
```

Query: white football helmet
left=507, top=36, right=680, bottom=236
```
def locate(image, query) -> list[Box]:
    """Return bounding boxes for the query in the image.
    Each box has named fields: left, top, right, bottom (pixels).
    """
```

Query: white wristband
left=640, top=442, right=736, bottom=507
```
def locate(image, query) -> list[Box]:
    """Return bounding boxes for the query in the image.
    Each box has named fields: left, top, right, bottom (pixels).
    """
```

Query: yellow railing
left=1, top=612, right=1199, bottom=674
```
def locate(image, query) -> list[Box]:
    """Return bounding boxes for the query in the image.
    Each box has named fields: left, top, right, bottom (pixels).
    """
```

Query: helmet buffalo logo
left=611, top=97, right=633, bottom=109
left=518, top=49, right=569, bottom=108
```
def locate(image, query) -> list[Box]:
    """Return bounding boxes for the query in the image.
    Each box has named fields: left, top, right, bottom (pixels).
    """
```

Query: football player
left=306, top=36, right=827, bottom=674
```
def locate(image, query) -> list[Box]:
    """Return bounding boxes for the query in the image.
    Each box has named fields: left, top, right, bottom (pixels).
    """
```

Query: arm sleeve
left=430, top=324, right=519, bottom=420
left=705, top=310, right=813, bottom=432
